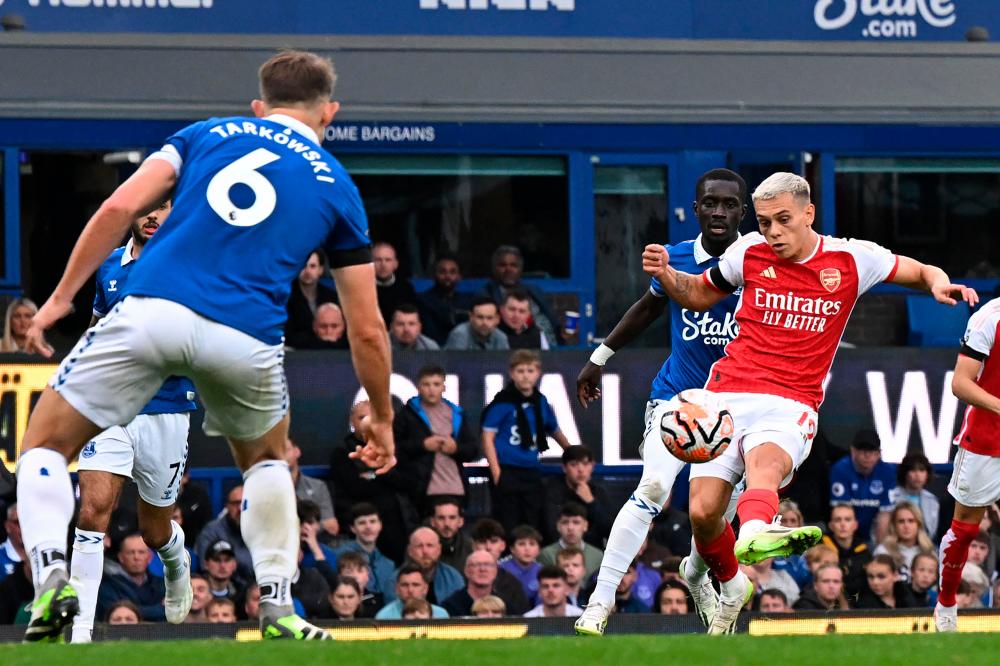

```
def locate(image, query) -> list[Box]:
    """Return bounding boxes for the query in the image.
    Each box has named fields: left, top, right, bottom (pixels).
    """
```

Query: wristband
left=589, top=343, right=615, bottom=367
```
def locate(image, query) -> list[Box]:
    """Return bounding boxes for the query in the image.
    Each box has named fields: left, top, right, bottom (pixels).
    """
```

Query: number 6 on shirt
left=206, top=148, right=281, bottom=227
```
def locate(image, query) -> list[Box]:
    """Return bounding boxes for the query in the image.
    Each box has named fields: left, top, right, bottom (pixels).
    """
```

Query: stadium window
left=339, top=155, right=569, bottom=280
left=593, top=166, right=669, bottom=348
left=836, top=158, right=1000, bottom=278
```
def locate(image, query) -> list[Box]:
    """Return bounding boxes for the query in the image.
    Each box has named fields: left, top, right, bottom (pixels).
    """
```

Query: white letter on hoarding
left=866, top=370, right=957, bottom=464
left=354, top=373, right=417, bottom=406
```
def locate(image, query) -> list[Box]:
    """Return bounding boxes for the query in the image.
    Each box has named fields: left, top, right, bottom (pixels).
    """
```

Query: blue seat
left=906, top=295, right=971, bottom=347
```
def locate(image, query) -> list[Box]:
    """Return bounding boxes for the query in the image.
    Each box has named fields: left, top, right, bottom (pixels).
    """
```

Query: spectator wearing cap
left=374, top=241, right=419, bottom=326
left=418, top=254, right=476, bottom=346
left=537, top=503, right=604, bottom=579
left=829, top=429, right=897, bottom=542
left=375, top=564, right=450, bottom=619
left=335, top=502, right=398, bottom=601
left=889, top=453, right=940, bottom=541
left=285, top=439, right=339, bottom=539
left=544, top=446, right=613, bottom=545
left=97, top=533, right=166, bottom=622
left=400, top=527, right=464, bottom=605
left=523, top=566, right=582, bottom=618
left=442, top=550, right=529, bottom=617
left=482, top=245, right=559, bottom=347
left=390, top=304, right=440, bottom=351
left=394, top=367, right=480, bottom=518
left=444, top=297, right=509, bottom=351
left=195, top=485, right=253, bottom=581
left=202, top=539, right=244, bottom=602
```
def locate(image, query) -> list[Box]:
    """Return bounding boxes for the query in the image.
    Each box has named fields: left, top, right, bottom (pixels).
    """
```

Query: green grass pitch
left=1, top=634, right=996, bottom=666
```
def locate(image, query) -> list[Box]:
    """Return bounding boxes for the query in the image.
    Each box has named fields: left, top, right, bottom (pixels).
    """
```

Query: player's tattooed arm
left=891, top=256, right=979, bottom=307
left=641, top=244, right=724, bottom=311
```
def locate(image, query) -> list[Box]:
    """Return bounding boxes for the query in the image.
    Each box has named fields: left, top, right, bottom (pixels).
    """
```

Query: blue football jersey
left=93, top=241, right=197, bottom=415
left=125, top=114, right=371, bottom=345
left=648, top=237, right=741, bottom=401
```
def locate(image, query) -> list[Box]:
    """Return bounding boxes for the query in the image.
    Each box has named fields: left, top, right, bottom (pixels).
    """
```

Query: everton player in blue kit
left=17, top=51, right=394, bottom=642
left=574, top=169, right=747, bottom=635
left=71, top=200, right=199, bottom=642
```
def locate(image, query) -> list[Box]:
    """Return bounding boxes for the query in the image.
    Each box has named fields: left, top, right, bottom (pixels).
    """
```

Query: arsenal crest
left=819, top=268, right=841, bottom=292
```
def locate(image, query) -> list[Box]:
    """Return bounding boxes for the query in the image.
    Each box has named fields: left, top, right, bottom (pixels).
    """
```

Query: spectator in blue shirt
left=500, top=525, right=543, bottom=605
left=0, top=504, right=23, bottom=583
left=335, top=502, right=398, bottom=602
left=829, top=430, right=896, bottom=542
left=482, top=350, right=572, bottom=534
left=400, top=527, right=464, bottom=605
left=374, top=564, right=450, bottom=619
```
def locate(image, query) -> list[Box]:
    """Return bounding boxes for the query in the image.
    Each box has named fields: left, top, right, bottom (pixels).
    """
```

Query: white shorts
left=948, top=447, right=1000, bottom=508
left=52, top=296, right=287, bottom=441
left=77, top=413, right=190, bottom=507
left=688, top=392, right=817, bottom=489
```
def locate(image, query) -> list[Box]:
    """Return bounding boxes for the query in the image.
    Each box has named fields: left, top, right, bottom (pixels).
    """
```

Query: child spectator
left=471, top=519, right=508, bottom=561
left=874, top=501, right=935, bottom=581
left=821, top=504, right=871, bottom=599
left=909, top=552, right=939, bottom=607
left=328, top=576, right=363, bottom=620
left=652, top=580, right=693, bottom=615
left=243, top=583, right=260, bottom=622
left=106, top=600, right=141, bottom=625
left=967, top=531, right=992, bottom=575
left=544, top=445, right=613, bottom=546
left=335, top=502, right=398, bottom=602
left=890, top=453, right=940, bottom=541
left=471, top=595, right=507, bottom=618
left=611, top=561, right=646, bottom=614
left=538, top=503, right=604, bottom=579
left=186, top=574, right=211, bottom=623
left=500, top=525, right=543, bottom=605
left=482, top=350, right=571, bottom=533
left=855, top=554, right=917, bottom=609
left=403, top=598, right=434, bottom=620
left=524, top=566, right=583, bottom=618
left=337, top=551, right=383, bottom=618
left=205, top=598, right=238, bottom=623
left=556, top=547, right=589, bottom=608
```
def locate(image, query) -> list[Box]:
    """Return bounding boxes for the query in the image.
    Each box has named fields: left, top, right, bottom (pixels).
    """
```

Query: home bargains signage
left=0, top=1, right=990, bottom=41
left=0, top=347, right=967, bottom=469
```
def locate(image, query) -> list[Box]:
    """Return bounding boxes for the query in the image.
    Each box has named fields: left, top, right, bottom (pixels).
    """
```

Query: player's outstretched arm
left=334, top=261, right=396, bottom=474
left=641, top=244, right=725, bottom=312
left=889, top=256, right=979, bottom=307
left=25, top=159, right=176, bottom=356
left=576, top=291, right=666, bottom=408
left=953, top=355, right=1000, bottom=415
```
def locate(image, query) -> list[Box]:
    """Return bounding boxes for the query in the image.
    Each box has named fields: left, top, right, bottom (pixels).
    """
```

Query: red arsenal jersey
left=954, top=298, right=1000, bottom=457
left=701, top=233, right=899, bottom=410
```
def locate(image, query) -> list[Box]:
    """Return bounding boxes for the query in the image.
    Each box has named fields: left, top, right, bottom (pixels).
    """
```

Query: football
left=659, top=389, right=735, bottom=463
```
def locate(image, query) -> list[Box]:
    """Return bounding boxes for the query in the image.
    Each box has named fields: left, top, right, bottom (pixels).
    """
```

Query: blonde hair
left=752, top=172, right=810, bottom=204
left=879, top=501, right=935, bottom=567
left=471, top=595, right=506, bottom=616
left=778, top=500, right=804, bottom=527
left=1, top=298, right=38, bottom=352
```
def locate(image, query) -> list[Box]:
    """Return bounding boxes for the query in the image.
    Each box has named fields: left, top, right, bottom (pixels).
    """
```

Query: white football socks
left=589, top=494, right=660, bottom=607
left=683, top=540, right=710, bottom=583
left=17, top=448, right=75, bottom=591
left=241, top=460, right=298, bottom=610
left=70, top=528, right=105, bottom=643
left=157, top=521, right=188, bottom=581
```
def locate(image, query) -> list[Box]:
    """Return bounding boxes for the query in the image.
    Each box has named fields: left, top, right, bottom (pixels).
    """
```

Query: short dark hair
left=350, top=502, right=380, bottom=523
left=471, top=518, right=506, bottom=543
left=337, top=551, right=369, bottom=572
left=397, top=563, right=426, bottom=581
left=559, top=502, right=588, bottom=520
left=501, top=289, right=531, bottom=307
left=393, top=303, right=420, bottom=319
left=492, top=245, right=523, bottom=267
left=695, top=168, right=747, bottom=203
left=434, top=253, right=462, bottom=271
left=333, top=575, right=362, bottom=596
left=561, top=445, right=593, bottom=465
left=106, top=599, right=142, bottom=623
left=652, top=580, right=693, bottom=614
left=297, top=499, right=321, bottom=524
left=760, top=589, right=789, bottom=605
left=418, top=364, right=447, bottom=381
left=471, top=296, right=499, bottom=312
left=537, top=565, right=567, bottom=583
left=432, top=496, right=463, bottom=515
left=509, top=525, right=543, bottom=546
left=259, top=50, right=335, bottom=107
left=306, top=247, right=329, bottom=271
left=897, top=452, right=933, bottom=486
left=869, top=554, right=898, bottom=572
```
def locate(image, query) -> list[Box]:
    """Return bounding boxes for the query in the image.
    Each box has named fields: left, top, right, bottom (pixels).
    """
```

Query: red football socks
left=938, top=518, right=980, bottom=607
left=695, top=522, right=739, bottom=583
left=736, top=488, right=780, bottom=526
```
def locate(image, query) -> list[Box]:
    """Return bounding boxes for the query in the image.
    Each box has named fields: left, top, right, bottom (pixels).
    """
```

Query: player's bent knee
left=635, top=474, right=670, bottom=508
